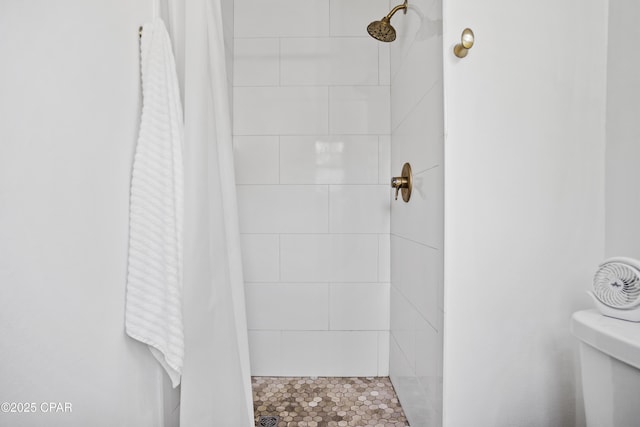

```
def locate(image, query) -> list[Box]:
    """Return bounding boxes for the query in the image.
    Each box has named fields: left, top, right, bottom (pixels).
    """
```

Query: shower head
left=367, top=17, right=397, bottom=42
left=367, top=1, right=408, bottom=42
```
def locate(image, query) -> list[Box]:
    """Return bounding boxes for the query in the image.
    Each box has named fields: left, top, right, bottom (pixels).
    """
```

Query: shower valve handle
left=391, top=163, right=413, bottom=202
left=391, top=177, right=408, bottom=200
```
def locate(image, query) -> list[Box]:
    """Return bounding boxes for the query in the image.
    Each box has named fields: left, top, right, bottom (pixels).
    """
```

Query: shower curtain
left=158, top=0, right=254, bottom=425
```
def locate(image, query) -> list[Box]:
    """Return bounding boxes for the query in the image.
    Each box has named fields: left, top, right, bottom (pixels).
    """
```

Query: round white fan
left=590, top=257, right=640, bottom=322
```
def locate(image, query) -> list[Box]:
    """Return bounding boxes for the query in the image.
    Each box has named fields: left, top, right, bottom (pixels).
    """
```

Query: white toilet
left=571, top=310, right=640, bottom=427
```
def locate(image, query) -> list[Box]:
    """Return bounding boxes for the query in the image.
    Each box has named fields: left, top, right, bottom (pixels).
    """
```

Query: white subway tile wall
left=280, top=38, right=379, bottom=86
left=234, top=0, right=391, bottom=377
left=236, top=185, right=329, bottom=234
left=329, top=86, right=391, bottom=135
left=233, top=136, right=280, bottom=184
left=245, top=283, right=330, bottom=330
left=329, top=186, right=390, bottom=233
left=235, top=0, right=329, bottom=38
left=329, top=283, right=390, bottom=330
left=279, top=136, right=379, bottom=185
left=280, top=331, right=380, bottom=377
left=280, top=234, right=379, bottom=283
left=378, top=135, right=391, bottom=185
left=239, top=234, right=280, bottom=283
left=248, top=330, right=282, bottom=376
left=234, top=39, right=279, bottom=87
left=234, top=86, right=329, bottom=135
left=389, top=0, right=444, bottom=425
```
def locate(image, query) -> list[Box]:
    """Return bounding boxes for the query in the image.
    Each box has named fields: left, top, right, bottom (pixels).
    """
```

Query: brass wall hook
left=391, top=163, right=413, bottom=202
left=453, top=28, right=474, bottom=58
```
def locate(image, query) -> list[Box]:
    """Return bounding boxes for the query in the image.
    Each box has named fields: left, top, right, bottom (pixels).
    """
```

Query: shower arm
left=385, top=1, right=408, bottom=20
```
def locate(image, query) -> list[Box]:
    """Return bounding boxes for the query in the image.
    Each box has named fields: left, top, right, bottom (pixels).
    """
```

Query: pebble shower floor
left=252, top=377, right=409, bottom=427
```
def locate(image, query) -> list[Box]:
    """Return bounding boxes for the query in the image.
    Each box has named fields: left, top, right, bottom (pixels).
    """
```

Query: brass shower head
left=367, top=1, right=408, bottom=42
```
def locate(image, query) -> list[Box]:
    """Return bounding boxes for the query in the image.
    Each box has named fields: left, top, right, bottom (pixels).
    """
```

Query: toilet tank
left=571, top=310, right=640, bottom=427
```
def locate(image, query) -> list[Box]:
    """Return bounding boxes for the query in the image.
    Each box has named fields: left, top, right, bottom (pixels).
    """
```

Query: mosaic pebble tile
left=253, top=377, right=409, bottom=427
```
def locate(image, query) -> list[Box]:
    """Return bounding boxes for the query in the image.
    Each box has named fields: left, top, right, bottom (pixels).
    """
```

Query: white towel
left=126, top=18, right=184, bottom=388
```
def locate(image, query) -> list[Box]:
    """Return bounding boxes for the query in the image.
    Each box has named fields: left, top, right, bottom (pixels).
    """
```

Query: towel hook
left=139, top=26, right=143, bottom=38
left=453, top=28, right=474, bottom=58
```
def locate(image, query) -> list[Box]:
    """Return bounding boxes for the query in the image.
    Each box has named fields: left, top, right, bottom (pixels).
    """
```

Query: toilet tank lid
left=571, top=309, right=640, bottom=370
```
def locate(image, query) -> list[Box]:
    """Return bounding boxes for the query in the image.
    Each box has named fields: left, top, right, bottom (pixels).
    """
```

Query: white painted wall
left=0, top=2, right=177, bottom=426
left=388, top=0, right=444, bottom=426
left=233, top=0, right=392, bottom=377
left=442, top=0, right=607, bottom=426
left=605, top=0, right=640, bottom=258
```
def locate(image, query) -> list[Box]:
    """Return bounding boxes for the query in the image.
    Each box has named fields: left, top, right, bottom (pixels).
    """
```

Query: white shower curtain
left=158, top=0, right=254, bottom=425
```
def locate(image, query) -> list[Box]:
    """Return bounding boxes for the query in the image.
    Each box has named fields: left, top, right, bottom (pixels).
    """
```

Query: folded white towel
left=126, top=17, right=184, bottom=388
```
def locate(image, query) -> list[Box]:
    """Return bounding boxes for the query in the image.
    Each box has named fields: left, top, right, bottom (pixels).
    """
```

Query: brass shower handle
left=391, top=162, right=412, bottom=202
left=391, top=176, right=409, bottom=200
left=453, top=28, right=475, bottom=58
